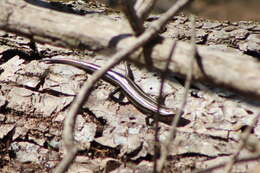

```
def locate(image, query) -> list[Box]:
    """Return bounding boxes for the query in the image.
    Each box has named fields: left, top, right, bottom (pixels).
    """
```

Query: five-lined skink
left=42, top=58, right=180, bottom=123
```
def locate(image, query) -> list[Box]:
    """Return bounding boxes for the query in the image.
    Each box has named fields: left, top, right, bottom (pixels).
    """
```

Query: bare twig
left=120, top=0, right=143, bottom=82
left=121, top=0, right=144, bottom=36
left=193, top=154, right=260, bottom=173
left=119, top=2, right=180, bottom=172
left=156, top=14, right=196, bottom=172
left=121, top=0, right=155, bottom=69
left=224, top=113, right=260, bottom=173
left=153, top=41, right=177, bottom=173
left=135, top=0, right=158, bottom=21
left=54, top=1, right=191, bottom=172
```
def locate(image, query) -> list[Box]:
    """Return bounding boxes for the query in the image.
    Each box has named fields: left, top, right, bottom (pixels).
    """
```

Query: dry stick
left=193, top=154, right=260, bottom=173
left=119, top=2, right=170, bottom=172
left=120, top=0, right=143, bottom=83
left=121, top=0, right=144, bottom=36
left=136, top=0, right=158, bottom=21
left=136, top=0, right=159, bottom=67
left=53, top=0, right=191, bottom=173
left=120, top=3, right=184, bottom=172
left=224, top=113, right=260, bottom=173
left=153, top=41, right=177, bottom=173
left=156, top=14, right=196, bottom=172
left=121, top=0, right=154, bottom=67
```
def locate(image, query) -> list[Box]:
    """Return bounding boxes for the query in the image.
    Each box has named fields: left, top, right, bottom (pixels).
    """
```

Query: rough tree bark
left=0, top=0, right=260, bottom=100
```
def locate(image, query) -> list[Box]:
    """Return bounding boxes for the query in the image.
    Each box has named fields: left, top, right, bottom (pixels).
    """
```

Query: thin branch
left=224, top=113, right=260, bottom=173
left=121, top=0, right=144, bottom=36
left=54, top=0, right=191, bottom=172
left=153, top=41, right=177, bottom=173
left=120, top=0, right=143, bottom=83
left=120, top=0, right=154, bottom=69
left=135, top=0, right=158, bottom=21
left=193, top=154, right=260, bottom=173
left=156, top=14, right=196, bottom=172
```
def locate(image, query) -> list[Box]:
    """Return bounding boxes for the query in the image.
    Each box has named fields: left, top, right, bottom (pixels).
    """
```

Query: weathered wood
left=0, top=0, right=260, bottom=100
left=0, top=1, right=260, bottom=173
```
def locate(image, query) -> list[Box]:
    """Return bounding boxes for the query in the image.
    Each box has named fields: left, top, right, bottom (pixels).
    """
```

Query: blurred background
left=153, top=0, right=260, bottom=21
left=189, top=0, right=260, bottom=21
left=39, top=0, right=260, bottom=21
